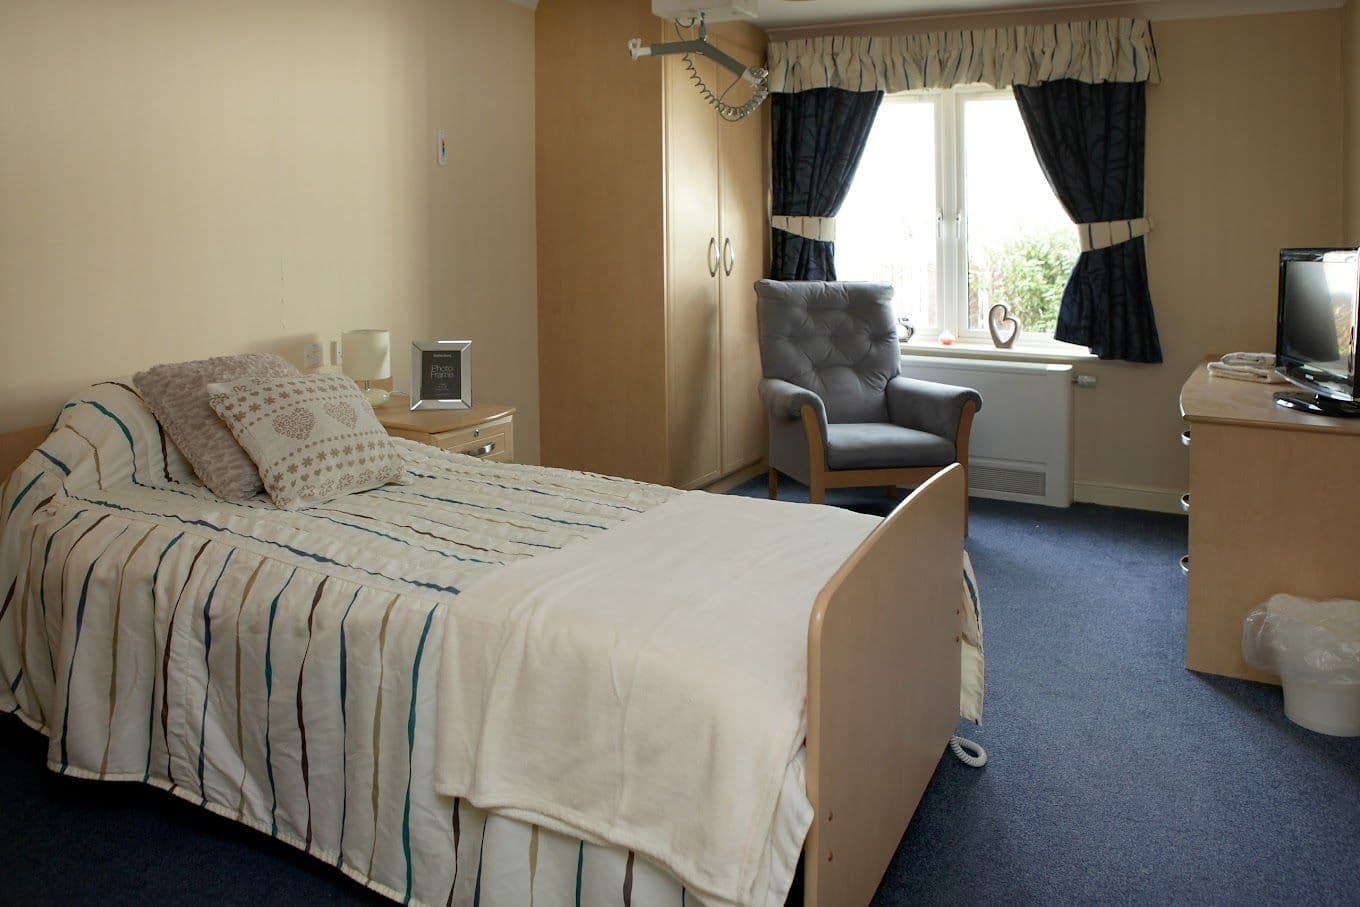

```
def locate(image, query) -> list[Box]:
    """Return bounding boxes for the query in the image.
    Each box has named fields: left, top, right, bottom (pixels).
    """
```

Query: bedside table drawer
left=429, top=415, right=514, bottom=461
left=377, top=402, right=517, bottom=463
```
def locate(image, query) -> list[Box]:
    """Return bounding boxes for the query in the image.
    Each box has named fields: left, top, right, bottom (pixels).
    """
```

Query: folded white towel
left=1207, top=361, right=1287, bottom=383
left=1221, top=351, right=1276, bottom=367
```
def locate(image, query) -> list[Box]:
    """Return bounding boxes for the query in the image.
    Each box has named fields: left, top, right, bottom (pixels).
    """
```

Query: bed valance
left=767, top=18, right=1160, bottom=94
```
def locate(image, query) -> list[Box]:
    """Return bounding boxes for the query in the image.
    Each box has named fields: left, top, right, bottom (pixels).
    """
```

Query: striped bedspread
left=0, top=381, right=817, bottom=906
left=0, top=381, right=983, bottom=907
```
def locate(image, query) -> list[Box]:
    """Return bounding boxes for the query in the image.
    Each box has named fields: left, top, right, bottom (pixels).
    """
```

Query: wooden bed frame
left=0, top=423, right=965, bottom=907
left=806, top=464, right=964, bottom=906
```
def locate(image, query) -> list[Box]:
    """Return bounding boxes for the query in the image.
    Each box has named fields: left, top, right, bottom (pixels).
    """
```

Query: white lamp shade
left=342, top=329, right=391, bottom=381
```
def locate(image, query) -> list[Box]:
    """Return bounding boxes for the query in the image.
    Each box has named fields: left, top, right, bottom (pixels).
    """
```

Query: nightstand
left=373, top=396, right=516, bottom=463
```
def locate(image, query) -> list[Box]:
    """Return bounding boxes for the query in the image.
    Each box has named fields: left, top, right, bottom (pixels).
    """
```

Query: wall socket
left=303, top=342, right=324, bottom=369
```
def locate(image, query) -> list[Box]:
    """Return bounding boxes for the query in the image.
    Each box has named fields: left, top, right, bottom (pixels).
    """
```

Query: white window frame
left=866, top=86, right=1081, bottom=352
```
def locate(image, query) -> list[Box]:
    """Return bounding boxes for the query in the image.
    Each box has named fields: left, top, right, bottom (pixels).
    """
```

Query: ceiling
left=749, top=0, right=1332, bottom=28
left=752, top=0, right=1136, bottom=26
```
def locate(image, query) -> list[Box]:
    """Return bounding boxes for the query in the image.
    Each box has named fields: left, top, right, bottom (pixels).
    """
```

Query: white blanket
left=432, top=491, right=879, bottom=907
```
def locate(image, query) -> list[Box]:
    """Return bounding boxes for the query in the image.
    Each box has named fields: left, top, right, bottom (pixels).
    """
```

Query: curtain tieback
left=1077, top=217, right=1152, bottom=252
left=771, top=214, right=836, bottom=242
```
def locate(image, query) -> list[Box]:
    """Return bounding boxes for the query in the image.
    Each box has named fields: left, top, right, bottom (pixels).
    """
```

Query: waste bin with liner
left=1243, top=594, right=1360, bottom=737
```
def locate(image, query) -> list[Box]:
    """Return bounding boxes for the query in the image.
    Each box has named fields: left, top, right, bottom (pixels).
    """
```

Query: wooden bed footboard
left=804, top=464, right=965, bottom=907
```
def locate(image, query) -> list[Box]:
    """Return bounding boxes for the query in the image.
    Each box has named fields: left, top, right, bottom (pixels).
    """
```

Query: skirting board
left=1073, top=481, right=1186, bottom=515
left=702, top=461, right=767, bottom=494
left=711, top=461, right=1187, bottom=516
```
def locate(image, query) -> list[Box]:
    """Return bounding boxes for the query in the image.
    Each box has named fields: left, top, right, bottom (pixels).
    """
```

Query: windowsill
left=900, top=340, right=1096, bottom=363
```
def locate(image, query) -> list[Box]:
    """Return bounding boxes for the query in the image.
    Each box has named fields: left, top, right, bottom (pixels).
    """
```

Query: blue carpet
left=2, top=485, right=1357, bottom=905
left=729, top=480, right=1360, bottom=907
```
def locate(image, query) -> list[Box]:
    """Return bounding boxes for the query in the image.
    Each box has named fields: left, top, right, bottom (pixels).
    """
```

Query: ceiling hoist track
left=627, top=13, right=770, bottom=122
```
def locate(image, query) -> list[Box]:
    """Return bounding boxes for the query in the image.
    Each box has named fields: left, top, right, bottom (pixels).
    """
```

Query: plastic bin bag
left=1242, top=594, right=1360, bottom=684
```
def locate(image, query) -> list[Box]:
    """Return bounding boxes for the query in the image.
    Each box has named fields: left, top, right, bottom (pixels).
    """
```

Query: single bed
left=0, top=381, right=981, bottom=907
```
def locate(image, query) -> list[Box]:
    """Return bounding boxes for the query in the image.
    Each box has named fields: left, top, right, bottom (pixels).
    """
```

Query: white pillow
left=207, top=373, right=408, bottom=509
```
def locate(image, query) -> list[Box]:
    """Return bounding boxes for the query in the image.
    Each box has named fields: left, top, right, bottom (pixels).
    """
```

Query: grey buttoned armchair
left=756, top=280, right=982, bottom=523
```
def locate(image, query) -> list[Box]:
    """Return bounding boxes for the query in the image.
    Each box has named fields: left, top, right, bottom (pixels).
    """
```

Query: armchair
left=756, top=280, right=982, bottom=521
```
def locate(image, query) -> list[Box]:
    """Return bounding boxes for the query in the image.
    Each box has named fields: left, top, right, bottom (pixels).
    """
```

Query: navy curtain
left=770, top=88, right=883, bottom=280
left=1014, top=80, right=1162, bottom=363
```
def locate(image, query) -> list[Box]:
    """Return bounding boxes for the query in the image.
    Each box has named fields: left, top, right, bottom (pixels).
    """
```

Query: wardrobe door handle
left=707, top=237, right=719, bottom=277
left=722, top=238, right=734, bottom=276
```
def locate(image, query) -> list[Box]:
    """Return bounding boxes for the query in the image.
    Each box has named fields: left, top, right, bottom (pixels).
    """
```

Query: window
left=836, top=87, right=1079, bottom=346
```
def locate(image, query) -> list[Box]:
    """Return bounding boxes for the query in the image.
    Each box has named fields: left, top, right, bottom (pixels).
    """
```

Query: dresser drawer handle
left=1180, top=429, right=1191, bottom=447
left=469, top=442, right=496, bottom=457
left=1179, top=554, right=1190, bottom=575
left=1180, top=493, right=1190, bottom=514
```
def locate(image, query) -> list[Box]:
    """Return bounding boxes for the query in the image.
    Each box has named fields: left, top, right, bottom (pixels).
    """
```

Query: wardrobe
left=536, top=2, right=768, bottom=488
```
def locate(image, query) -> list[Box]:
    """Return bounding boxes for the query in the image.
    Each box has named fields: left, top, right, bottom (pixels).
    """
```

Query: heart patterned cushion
left=207, top=374, right=408, bottom=508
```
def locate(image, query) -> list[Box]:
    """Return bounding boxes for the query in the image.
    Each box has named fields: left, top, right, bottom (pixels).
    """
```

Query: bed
left=0, top=380, right=982, bottom=907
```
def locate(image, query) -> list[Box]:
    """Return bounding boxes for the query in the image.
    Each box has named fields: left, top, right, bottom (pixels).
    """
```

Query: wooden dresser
left=1179, top=363, right=1360, bottom=682
left=374, top=398, right=515, bottom=464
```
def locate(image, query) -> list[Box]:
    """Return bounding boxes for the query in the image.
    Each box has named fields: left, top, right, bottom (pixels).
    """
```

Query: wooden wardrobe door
left=715, top=34, right=769, bottom=475
left=535, top=1, right=670, bottom=483
left=663, top=44, right=722, bottom=489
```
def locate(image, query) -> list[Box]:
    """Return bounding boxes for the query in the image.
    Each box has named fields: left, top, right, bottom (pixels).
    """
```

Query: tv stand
left=1273, top=391, right=1360, bottom=417
left=1180, top=363, right=1360, bottom=683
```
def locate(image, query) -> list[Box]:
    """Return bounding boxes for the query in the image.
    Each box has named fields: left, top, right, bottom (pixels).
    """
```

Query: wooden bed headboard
left=0, top=424, right=50, bottom=482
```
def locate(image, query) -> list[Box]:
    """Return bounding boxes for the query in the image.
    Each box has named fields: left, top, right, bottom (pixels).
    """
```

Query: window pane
left=963, top=95, right=1077, bottom=335
left=835, top=99, right=938, bottom=330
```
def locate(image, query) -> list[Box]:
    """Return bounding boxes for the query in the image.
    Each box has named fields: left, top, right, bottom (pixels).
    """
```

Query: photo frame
left=410, top=340, right=471, bottom=411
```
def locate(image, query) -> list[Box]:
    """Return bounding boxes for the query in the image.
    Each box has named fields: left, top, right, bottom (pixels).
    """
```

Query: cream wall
left=0, top=0, right=540, bottom=462
left=774, top=6, right=1344, bottom=506
left=1345, top=0, right=1360, bottom=241
left=426, top=0, right=539, bottom=462
left=1093, top=9, right=1340, bottom=504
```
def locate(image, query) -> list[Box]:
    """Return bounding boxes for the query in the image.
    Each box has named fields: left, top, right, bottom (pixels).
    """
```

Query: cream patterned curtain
left=767, top=18, right=1160, bottom=94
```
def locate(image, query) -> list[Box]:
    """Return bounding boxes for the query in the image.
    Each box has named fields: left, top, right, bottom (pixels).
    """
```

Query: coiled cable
left=950, top=735, right=988, bottom=768
left=680, top=51, right=769, bottom=122
left=674, top=18, right=769, bottom=122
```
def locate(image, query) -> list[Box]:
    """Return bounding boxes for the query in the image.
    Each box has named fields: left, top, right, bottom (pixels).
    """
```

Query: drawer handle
left=1180, top=493, right=1190, bottom=514
left=1180, top=429, right=1191, bottom=447
left=1179, top=554, right=1190, bottom=576
left=469, top=442, right=496, bottom=457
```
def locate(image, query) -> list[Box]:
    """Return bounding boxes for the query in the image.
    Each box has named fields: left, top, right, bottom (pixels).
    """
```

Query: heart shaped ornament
left=988, top=303, right=1021, bottom=349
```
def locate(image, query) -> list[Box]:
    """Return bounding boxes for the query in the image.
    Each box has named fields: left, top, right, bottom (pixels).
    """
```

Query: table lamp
left=341, top=329, right=392, bottom=406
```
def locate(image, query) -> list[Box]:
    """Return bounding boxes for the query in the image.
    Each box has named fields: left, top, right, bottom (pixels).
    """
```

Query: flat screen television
left=1274, top=248, right=1360, bottom=416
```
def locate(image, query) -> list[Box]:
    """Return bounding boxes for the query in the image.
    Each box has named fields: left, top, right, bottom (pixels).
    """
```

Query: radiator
left=902, top=355, right=1074, bottom=507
